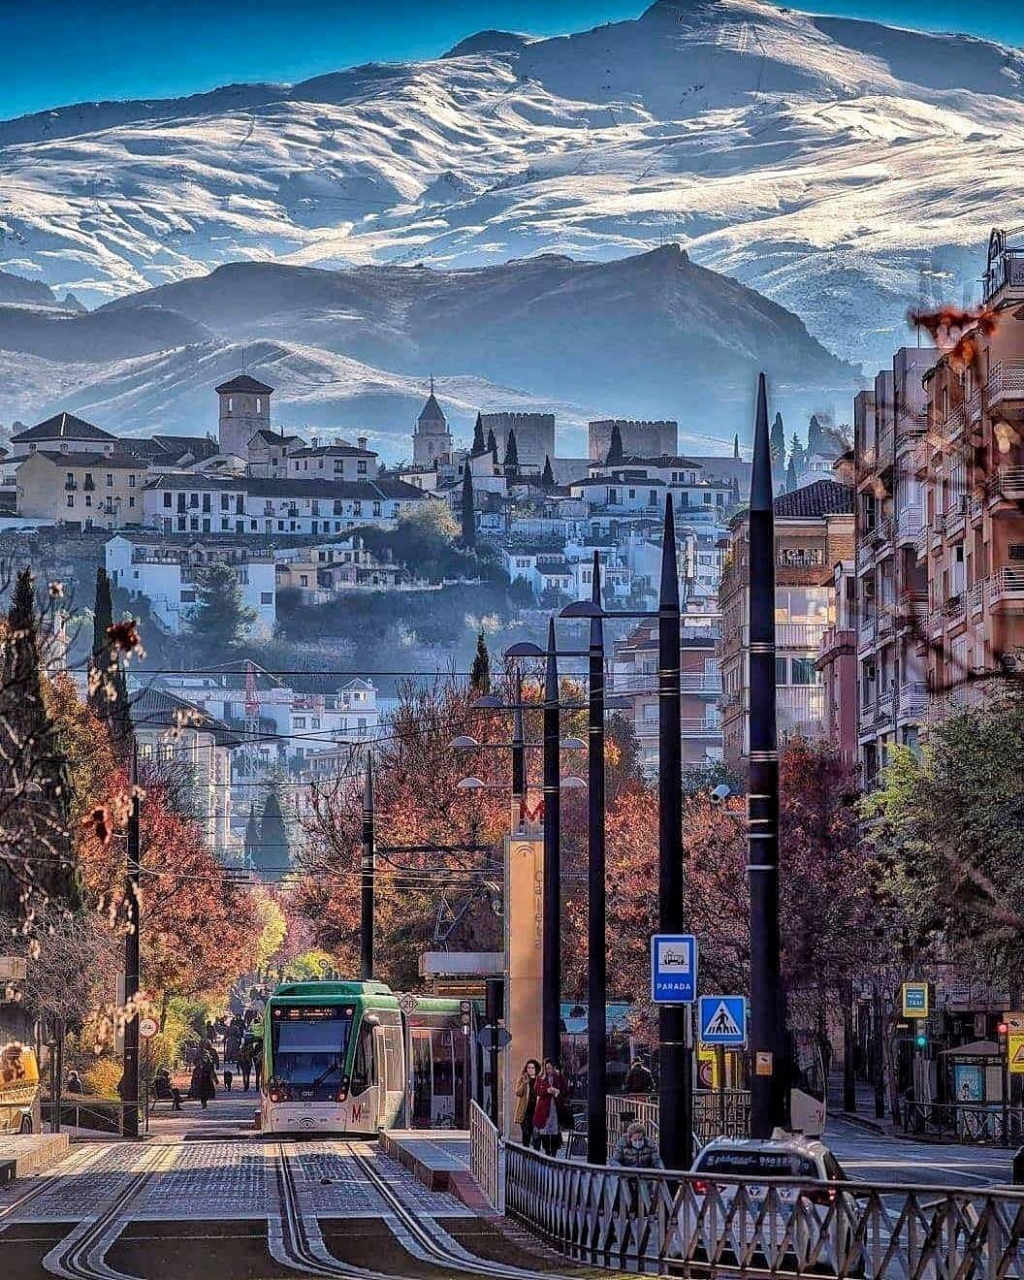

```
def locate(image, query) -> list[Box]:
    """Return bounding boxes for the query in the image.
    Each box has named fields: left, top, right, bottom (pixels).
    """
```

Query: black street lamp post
left=747, top=372, right=788, bottom=1138
left=657, top=495, right=692, bottom=1171
left=542, top=618, right=562, bottom=1065
left=586, top=551, right=608, bottom=1164
left=361, top=755, right=374, bottom=981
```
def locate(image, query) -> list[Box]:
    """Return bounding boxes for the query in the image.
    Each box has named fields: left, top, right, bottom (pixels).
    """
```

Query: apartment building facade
left=718, top=479, right=855, bottom=769
left=611, top=616, right=724, bottom=776
left=17, top=449, right=148, bottom=528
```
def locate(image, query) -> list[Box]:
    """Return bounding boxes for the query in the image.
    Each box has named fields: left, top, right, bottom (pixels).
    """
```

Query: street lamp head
left=450, top=735, right=480, bottom=749
left=561, top=775, right=587, bottom=790
left=560, top=600, right=602, bottom=618
left=559, top=737, right=586, bottom=750
left=456, top=776, right=487, bottom=791
left=505, top=641, right=545, bottom=659
left=710, top=783, right=732, bottom=804
left=470, top=695, right=504, bottom=709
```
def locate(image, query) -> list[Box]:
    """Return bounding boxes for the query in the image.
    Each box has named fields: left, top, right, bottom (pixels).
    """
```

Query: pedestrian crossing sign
left=698, top=995, right=747, bottom=1046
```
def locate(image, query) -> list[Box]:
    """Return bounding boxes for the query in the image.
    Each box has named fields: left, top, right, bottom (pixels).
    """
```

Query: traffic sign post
left=901, top=983, right=929, bottom=1019
left=698, top=996, right=747, bottom=1046
left=650, top=934, right=697, bottom=1004
left=476, top=1026, right=512, bottom=1053
left=139, top=1017, right=158, bottom=1040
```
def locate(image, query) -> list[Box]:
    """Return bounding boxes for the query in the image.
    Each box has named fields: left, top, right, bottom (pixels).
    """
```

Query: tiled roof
left=13, top=411, right=117, bottom=444
left=143, top=473, right=427, bottom=502
left=215, top=374, right=274, bottom=395
left=250, top=428, right=304, bottom=446
left=131, top=685, right=241, bottom=749
left=36, top=450, right=146, bottom=469
left=288, top=444, right=375, bottom=458
left=773, top=479, right=855, bottom=518
left=417, top=392, right=447, bottom=426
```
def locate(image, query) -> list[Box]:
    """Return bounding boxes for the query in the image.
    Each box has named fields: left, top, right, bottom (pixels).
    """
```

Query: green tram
left=259, top=980, right=479, bottom=1136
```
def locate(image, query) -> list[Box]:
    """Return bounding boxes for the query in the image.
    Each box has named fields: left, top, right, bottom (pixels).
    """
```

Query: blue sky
left=2, top=1, right=1022, bottom=119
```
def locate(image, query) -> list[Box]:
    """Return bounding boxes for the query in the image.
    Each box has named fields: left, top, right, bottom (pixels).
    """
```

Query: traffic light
left=998, top=1022, right=1010, bottom=1037
left=460, top=1000, right=472, bottom=1035
left=915, top=1033, right=928, bottom=1049
left=485, top=977, right=504, bottom=1026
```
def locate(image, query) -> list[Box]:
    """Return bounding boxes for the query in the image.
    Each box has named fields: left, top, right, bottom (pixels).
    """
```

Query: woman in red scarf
left=532, top=1058, right=570, bottom=1155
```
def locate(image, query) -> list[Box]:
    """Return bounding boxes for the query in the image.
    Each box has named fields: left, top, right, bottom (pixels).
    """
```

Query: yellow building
left=16, top=450, right=147, bottom=528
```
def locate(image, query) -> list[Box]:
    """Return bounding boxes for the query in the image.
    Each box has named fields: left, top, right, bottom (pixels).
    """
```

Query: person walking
left=533, top=1058, right=570, bottom=1156
left=66, top=1069, right=84, bottom=1094
left=514, top=1059, right=540, bottom=1148
left=223, top=1066, right=234, bottom=1092
left=623, top=1057, right=654, bottom=1094
left=197, top=1055, right=218, bottom=1110
left=238, top=1042, right=252, bottom=1092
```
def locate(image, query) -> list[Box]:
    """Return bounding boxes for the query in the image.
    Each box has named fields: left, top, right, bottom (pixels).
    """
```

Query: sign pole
left=716, top=1045, right=726, bottom=1135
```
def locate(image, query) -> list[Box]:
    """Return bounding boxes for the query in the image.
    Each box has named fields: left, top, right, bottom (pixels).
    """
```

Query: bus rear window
left=697, top=1151, right=818, bottom=1178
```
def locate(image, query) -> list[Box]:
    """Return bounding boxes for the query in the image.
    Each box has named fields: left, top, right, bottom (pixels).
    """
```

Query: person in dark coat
left=610, top=1122, right=663, bottom=1169
left=623, top=1058, right=654, bottom=1094
left=197, top=1057, right=218, bottom=1109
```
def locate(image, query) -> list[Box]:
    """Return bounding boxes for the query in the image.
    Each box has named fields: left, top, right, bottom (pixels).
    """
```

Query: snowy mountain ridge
left=2, top=0, right=1023, bottom=369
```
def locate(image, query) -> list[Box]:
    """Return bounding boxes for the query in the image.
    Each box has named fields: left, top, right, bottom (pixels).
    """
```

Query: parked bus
left=0, top=1042, right=40, bottom=1134
left=259, top=980, right=477, bottom=1136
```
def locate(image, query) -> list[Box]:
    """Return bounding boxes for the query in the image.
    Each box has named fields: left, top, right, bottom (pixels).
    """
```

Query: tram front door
left=409, top=1024, right=469, bottom=1128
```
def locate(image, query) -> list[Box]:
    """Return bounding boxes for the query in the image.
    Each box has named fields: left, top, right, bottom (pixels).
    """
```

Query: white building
left=142, top=474, right=428, bottom=536
left=105, top=534, right=276, bottom=637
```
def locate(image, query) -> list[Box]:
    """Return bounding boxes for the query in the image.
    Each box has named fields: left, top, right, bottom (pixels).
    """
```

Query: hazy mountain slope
left=1, top=0, right=1021, bottom=367
left=0, top=245, right=854, bottom=452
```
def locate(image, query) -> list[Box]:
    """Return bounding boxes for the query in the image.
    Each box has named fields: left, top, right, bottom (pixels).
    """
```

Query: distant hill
left=1, top=246, right=856, bottom=455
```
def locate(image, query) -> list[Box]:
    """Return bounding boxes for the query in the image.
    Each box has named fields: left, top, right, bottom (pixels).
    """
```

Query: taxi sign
left=901, top=982, right=929, bottom=1019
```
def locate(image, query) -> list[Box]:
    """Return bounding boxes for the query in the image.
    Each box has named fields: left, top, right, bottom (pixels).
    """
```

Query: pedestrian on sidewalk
left=533, top=1058, right=570, bottom=1156
left=623, top=1058, right=654, bottom=1095
left=514, top=1059, right=540, bottom=1148
left=197, top=1056, right=218, bottom=1110
left=223, top=1066, right=233, bottom=1092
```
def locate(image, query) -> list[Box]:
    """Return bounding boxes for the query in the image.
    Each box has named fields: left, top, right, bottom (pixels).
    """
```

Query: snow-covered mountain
left=0, top=246, right=852, bottom=455
left=1, top=0, right=1021, bottom=368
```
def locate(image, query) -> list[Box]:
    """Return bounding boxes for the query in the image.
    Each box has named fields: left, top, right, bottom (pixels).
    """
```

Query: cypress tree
left=257, top=792, right=289, bottom=881
left=471, top=413, right=486, bottom=457
left=789, top=433, right=806, bottom=476
left=733, top=433, right=740, bottom=460
left=504, top=429, right=520, bottom=478
left=460, top=462, right=476, bottom=549
left=808, top=413, right=822, bottom=456
left=0, top=570, right=76, bottom=915
left=606, top=422, right=625, bottom=466
left=541, top=455, right=555, bottom=491
left=469, top=631, right=491, bottom=694
left=487, top=428, right=499, bottom=467
left=770, top=412, right=785, bottom=473
left=90, top=566, right=132, bottom=757
left=785, top=453, right=798, bottom=492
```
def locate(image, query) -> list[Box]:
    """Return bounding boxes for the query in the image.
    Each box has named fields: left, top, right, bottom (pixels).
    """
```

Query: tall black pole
left=361, top=755, right=375, bottom=981
left=658, top=495, right=691, bottom=1170
left=542, top=618, right=561, bottom=1065
left=511, top=670, right=525, bottom=815
left=587, top=550, right=608, bottom=1164
left=748, top=372, right=787, bottom=1138
left=123, top=741, right=141, bottom=1138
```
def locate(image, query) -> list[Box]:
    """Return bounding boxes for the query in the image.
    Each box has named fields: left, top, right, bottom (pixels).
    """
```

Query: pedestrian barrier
left=901, top=1099, right=1024, bottom=1146
left=607, top=1091, right=750, bottom=1151
left=469, top=1099, right=504, bottom=1211
left=503, top=1141, right=1024, bottom=1277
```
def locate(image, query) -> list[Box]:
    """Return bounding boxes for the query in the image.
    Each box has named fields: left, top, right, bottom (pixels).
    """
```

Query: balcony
left=875, top=690, right=895, bottom=726
left=987, top=358, right=1024, bottom=408
left=943, top=495, right=968, bottom=542
left=966, top=388, right=983, bottom=425
left=858, top=615, right=877, bottom=647
left=64, top=480, right=78, bottom=491
left=944, top=404, right=966, bottom=440
left=816, top=626, right=856, bottom=667
left=896, top=408, right=928, bottom=438
left=895, top=590, right=928, bottom=630
left=943, top=592, right=966, bottom=627
left=898, top=681, right=928, bottom=721
left=988, top=567, right=1024, bottom=609
left=778, top=685, right=825, bottom=736
left=915, top=523, right=931, bottom=559
left=857, top=538, right=876, bottom=571
left=877, top=605, right=895, bottom=638
left=680, top=717, right=723, bottom=737
left=989, top=465, right=1024, bottom=504
left=895, top=506, right=922, bottom=545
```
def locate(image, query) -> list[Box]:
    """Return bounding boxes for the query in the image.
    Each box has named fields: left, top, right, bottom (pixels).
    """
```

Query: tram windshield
left=270, top=1004, right=354, bottom=1086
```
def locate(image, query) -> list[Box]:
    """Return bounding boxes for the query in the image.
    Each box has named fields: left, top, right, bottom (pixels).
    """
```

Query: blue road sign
left=650, top=934, right=697, bottom=1004
left=699, top=995, right=747, bottom=1046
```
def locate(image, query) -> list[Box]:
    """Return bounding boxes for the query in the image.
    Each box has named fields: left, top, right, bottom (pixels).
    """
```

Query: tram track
left=0, top=1144, right=109, bottom=1230
left=43, top=1145, right=173, bottom=1280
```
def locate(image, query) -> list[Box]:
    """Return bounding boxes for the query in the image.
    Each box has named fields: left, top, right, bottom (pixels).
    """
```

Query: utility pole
left=657, top=495, right=692, bottom=1170
left=361, top=755, right=375, bottom=981
left=511, top=670, right=525, bottom=815
left=747, top=372, right=788, bottom=1138
left=123, top=743, right=141, bottom=1139
left=542, top=618, right=561, bottom=1065
left=587, top=550, right=608, bottom=1164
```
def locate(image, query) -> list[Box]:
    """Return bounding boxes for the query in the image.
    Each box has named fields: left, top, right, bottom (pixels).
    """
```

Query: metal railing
left=43, top=1095, right=149, bottom=1136
left=988, top=358, right=1024, bottom=406
left=607, top=1095, right=661, bottom=1147
left=469, top=1099, right=504, bottom=1211
left=901, top=1099, right=1024, bottom=1146
left=606, top=1092, right=750, bottom=1152
left=504, top=1142, right=1024, bottom=1277
left=990, top=464, right=1024, bottom=500
left=990, top=567, right=1024, bottom=602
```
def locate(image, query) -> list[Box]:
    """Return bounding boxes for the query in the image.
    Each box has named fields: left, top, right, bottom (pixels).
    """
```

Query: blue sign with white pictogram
left=650, top=934, right=697, bottom=1004
left=699, top=995, right=747, bottom=1046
